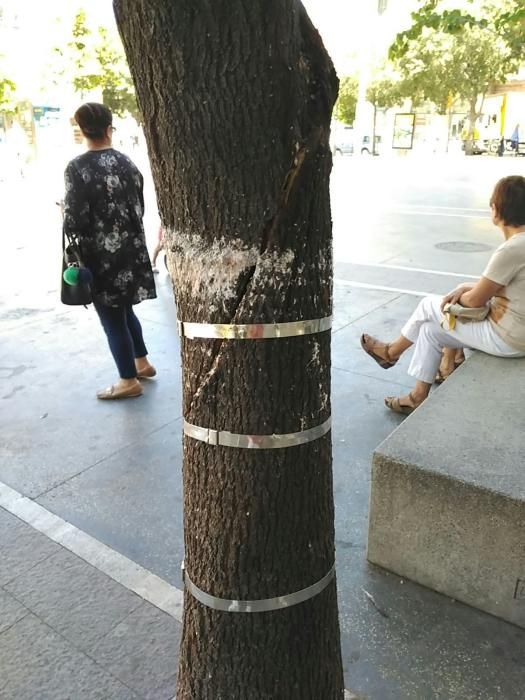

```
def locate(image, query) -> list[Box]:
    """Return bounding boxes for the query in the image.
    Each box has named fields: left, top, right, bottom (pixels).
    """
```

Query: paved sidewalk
left=0, top=504, right=181, bottom=700
left=3, top=158, right=525, bottom=699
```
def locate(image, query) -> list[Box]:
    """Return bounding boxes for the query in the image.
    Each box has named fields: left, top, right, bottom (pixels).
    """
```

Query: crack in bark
left=229, top=264, right=258, bottom=321
left=187, top=132, right=316, bottom=419
left=258, top=137, right=315, bottom=257
left=182, top=0, right=335, bottom=424
left=229, top=132, right=320, bottom=316
left=187, top=263, right=257, bottom=419
left=187, top=338, right=224, bottom=418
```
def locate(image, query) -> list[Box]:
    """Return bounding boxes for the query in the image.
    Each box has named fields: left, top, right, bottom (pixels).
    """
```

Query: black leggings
left=94, top=302, right=148, bottom=379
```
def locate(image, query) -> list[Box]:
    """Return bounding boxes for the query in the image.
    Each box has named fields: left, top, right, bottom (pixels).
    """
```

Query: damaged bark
left=114, top=1, right=343, bottom=697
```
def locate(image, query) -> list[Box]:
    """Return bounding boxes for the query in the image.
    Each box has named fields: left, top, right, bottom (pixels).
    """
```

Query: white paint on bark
left=168, top=232, right=295, bottom=313
left=169, top=233, right=259, bottom=312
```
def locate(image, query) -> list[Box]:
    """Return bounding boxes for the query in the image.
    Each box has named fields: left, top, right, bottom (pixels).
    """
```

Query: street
left=1, top=152, right=525, bottom=698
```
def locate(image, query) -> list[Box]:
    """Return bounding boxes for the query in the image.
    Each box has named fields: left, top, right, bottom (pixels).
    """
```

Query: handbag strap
left=62, top=224, right=82, bottom=257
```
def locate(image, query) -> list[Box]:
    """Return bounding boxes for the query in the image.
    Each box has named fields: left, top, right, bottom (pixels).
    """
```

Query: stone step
left=367, top=353, right=525, bottom=628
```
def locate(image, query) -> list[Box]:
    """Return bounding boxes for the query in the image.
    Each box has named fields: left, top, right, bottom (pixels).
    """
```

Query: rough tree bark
left=114, top=1, right=344, bottom=697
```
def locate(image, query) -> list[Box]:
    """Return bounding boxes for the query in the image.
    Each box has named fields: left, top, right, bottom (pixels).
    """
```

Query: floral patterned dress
left=63, top=148, right=156, bottom=307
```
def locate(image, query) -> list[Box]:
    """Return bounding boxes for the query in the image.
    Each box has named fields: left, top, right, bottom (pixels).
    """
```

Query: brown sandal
left=435, top=360, right=465, bottom=384
left=360, top=334, right=397, bottom=369
left=384, top=392, right=421, bottom=416
left=435, top=368, right=453, bottom=385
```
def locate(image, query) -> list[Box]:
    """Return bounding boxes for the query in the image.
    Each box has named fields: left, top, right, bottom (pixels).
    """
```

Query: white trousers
left=401, top=295, right=525, bottom=384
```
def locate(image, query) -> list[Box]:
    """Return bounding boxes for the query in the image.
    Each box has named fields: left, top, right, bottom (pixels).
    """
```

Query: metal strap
left=177, top=316, right=332, bottom=340
left=183, top=417, right=331, bottom=449
left=183, top=563, right=335, bottom=613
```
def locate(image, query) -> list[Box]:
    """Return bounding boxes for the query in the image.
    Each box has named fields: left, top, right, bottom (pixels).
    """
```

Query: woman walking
left=63, top=103, right=157, bottom=400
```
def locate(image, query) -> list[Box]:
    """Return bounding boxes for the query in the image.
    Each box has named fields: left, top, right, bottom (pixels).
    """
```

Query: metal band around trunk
left=177, top=316, right=332, bottom=340
left=183, top=417, right=331, bottom=449
left=183, top=564, right=335, bottom=613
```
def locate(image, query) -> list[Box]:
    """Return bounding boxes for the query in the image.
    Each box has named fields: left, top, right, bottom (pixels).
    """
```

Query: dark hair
left=74, top=102, right=112, bottom=140
left=490, top=176, right=525, bottom=227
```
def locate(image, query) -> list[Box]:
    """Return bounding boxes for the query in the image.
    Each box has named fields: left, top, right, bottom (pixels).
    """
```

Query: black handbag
left=61, top=230, right=93, bottom=306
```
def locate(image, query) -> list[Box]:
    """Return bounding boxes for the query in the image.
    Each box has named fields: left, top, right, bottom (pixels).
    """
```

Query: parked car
left=361, top=134, right=382, bottom=156
left=331, top=127, right=382, bottom=156
left=331, top=126, right=354, bottom=156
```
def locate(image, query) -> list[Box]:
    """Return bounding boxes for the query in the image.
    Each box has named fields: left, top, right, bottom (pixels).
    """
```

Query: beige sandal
left=97, top=383, right=144, bottom=400
left=384, top=392, right=421, bottom=416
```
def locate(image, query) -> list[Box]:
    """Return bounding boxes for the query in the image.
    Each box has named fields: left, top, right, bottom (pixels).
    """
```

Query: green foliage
left=390, top=0, right=523, bottom=63
left=93, top=27, right=140, bottom=121
left=72, top=9, right=90, bottom=51
left=388, top=2, right=517, bottom=136
left=0, top=76, right=16, bottom=115
left=52, top=10, right=140, bottom=122
left=495, top=4, right=525, bottom=59
left=443, top=27, right=509, bottom=109
left=70, top=10, right=98, bottom=96
left=366, top=75, right=404, bottom=111
left=333, top=76, right=358, bottom=125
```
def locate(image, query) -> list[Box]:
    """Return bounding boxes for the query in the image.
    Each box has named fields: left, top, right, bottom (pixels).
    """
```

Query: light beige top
left=483, top=232, right=525, bottom=351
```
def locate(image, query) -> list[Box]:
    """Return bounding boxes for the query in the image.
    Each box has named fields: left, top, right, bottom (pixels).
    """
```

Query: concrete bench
left=367, top=352, right=525, bottom=628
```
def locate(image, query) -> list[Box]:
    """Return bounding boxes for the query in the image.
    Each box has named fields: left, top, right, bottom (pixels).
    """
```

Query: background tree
left=114, top=0, right=345, bottom=697
left=393, top=32, right=451, bottom=112
left=94, top=26, right=141, bottom=122
left=391, top=0, right=523, bottom=63
left=69, top=9, right=94, bottom=94
left=366, top=70, right=404, bottom=154
left=0, top=20, right=17, bottom=125
left=0, top=75, right=16, bottom=119
left=50, top=9, right=140, bottom=121
left=333, top=76, right=358, bottom=125
left=495, top=3, right=525, bottom=61
left=442, top=27, right=509, bottom=138
left=392, top=20, right=511, bottom=143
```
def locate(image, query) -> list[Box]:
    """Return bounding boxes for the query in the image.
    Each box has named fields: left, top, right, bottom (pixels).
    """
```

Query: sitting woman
left=361, top=175, right=525, bottom=415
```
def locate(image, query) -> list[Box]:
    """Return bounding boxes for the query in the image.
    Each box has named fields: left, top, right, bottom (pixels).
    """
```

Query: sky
left=0, top=0, right=419, bottom=99
left=1, top=0, right=363, bottom=72
left=303, top=0, right=418, bottom=71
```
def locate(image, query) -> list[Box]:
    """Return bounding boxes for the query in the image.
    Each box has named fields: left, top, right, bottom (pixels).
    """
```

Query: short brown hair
left=490, top=176, right=525, bottom=227
left=74, top=102, right=112, bottom=140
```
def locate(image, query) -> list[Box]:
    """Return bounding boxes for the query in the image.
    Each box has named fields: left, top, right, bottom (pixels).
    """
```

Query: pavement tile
left=0, top=302, right=182, bottom=499
left=3, top=158, right=524, bottom=700
left=332, top=367, right=405, bottom=462
left=0, top=507, right=61, bottom=586
left=90, top=601, right=181, bottom=700
left=4, top=547, right=143, bottom=654
left=333, top=284, right=400, bottom=331
left=38, top=420, right=184, bottom=587
left=335, top=261, right=481, bottom=297
left=0, top=613, right=139, bottom=700
left=331, top=293, right=417, bottom=387
left=0, top=587, right=29, bottom=634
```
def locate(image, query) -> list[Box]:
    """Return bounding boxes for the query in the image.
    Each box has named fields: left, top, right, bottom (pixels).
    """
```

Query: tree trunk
left=114, top=1, right=344, bottom=697
left=372, top=105, right=377, bottom=155
left=468, top=100, right=478, bottom=137
left=464, top=97, right=479, bottom=154
left=446, top=107, right=453, bottom=153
